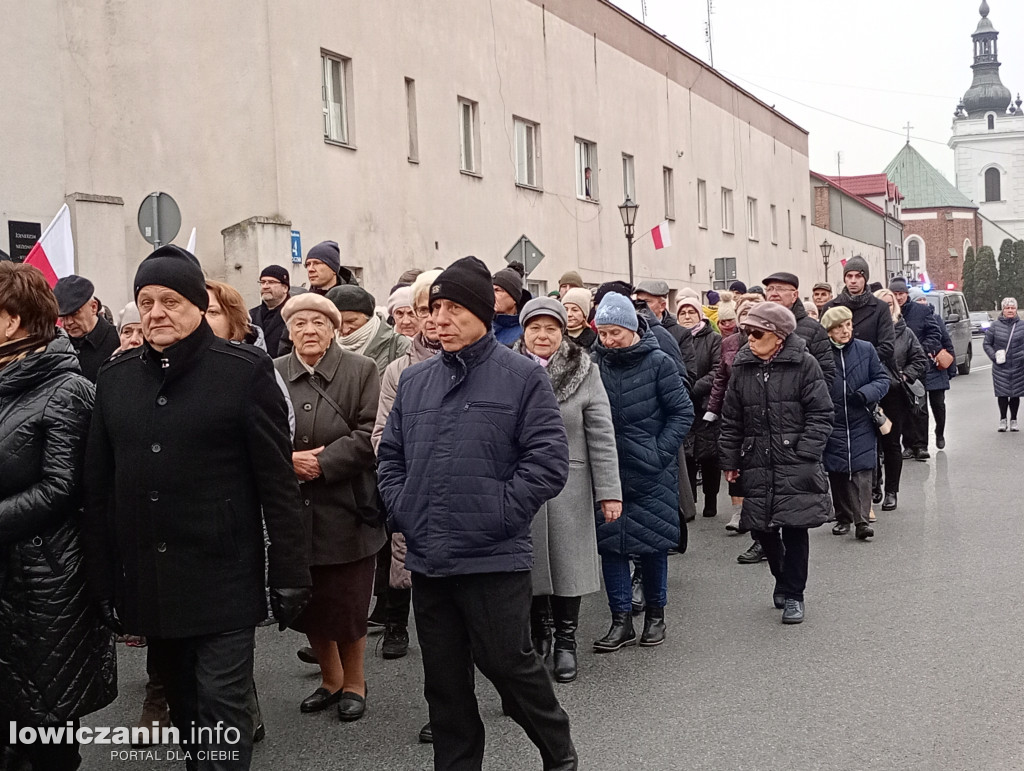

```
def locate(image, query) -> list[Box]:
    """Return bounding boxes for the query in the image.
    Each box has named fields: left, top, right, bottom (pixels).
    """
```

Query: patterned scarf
left=0, top=335, right=48, bottom=372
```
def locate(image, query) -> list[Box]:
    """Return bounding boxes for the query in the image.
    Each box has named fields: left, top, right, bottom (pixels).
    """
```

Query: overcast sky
left=611, top=0, right=1024, bottom=183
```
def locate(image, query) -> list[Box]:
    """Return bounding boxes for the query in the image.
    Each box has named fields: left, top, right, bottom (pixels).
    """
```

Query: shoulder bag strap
left=306, top=374, right=353, bottom=433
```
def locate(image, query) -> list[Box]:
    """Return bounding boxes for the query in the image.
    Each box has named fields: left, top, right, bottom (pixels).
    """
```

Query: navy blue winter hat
left=134, top=245, right=209, bottom=311
left=594, top=292, right=638, bottom=332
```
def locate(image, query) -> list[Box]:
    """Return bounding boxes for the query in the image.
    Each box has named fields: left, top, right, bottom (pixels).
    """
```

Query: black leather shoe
left=737, top=541, right=765, bottom=564
left=772, top=586, right=785, bottom=609
left=782, top=599, right=805, bottom=624
left=551, top=596, right=580, bottom=683
left=882, top=492, right=897, bottom=511
left=337, top=685, right=367, bottom=722
left=936, top=434, right=945, bottom=450
left=872, top=487, right=883, bottom=504
left=702, top=507, right=717, bottom=518
left=914, top=448, right=930, bottom=461
left=300, top=687, right=343, bottom=713
left=418, top=722, right=433, bottom=744
left=856, top=523, right=874, bottom=540
left=832, top=522, right=851, bottom=535
left=253, top=722, right=265, bottom=743
left=901, top=447, right=914, bottom=460
left=296, top=646, right=317, bottom=665
left=552, top=647, right=577, bottom=683
left=593, top=612, right=637, bottom=652
left=382, top=624, right=409, bottom=660
left=639, top=607, right=666, bottom=646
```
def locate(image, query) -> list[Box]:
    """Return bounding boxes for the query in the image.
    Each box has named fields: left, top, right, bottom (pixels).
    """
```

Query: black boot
left=529, top=596, right=553, bottom=664
left=593, top=612, right=637, bottom=653
left=639, top=607, right=666, bottom=647
left=631, top=566, right=645, bottom=614
left=550, top=596, right=581, bottom=683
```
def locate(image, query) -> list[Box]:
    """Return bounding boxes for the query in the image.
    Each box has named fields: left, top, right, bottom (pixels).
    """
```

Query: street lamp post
left=618, top=196, right=639, bottom=286
left=820, top=239, right=833, bottom=284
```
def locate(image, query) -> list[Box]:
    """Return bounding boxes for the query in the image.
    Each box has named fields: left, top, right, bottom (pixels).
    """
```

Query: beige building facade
left=2, top=0, right=816, bottom=311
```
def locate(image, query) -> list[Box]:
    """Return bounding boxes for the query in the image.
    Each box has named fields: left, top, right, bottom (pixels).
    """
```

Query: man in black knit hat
left=825, top=255, right=895, bottom=370
left=378, top=256, right=577, bottom=770
left=249, top=264, right=292, bottom=356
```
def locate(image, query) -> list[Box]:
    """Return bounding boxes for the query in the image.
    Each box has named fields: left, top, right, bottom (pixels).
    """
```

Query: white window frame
left=721, top=188, right=734, bottom=234
left=458, top=97, right=481, bottom=175
left=622, top=153, right=635, bottom=201
left=697, top=179, right=707, bottom=228
left=770, top=204, right=778, bottom=244
left=713, top=257, right=738, bottom=290
left=322, top=52, right=353, bottom=146
left=405, top=78, right=418, bottom=162
left=747, top=197, right=758, bottom=241
left=663, top=167, right=675, bottom=220
left=514, top=117, right=541, bottom=189
left=575, top=138, right=598, bottom=201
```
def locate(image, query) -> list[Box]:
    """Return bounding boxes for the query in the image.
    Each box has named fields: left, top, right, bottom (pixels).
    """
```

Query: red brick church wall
left=901, top=208, right=983, bottom=289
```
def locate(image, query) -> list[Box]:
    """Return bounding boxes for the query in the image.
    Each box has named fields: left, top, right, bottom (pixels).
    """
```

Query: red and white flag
left=24, top=204, right=75, bottom=287
left=651, top=220, right=671, bottom=250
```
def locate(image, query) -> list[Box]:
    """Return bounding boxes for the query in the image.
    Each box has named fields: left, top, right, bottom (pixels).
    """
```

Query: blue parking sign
left=291, top=231, right=302, bottom=264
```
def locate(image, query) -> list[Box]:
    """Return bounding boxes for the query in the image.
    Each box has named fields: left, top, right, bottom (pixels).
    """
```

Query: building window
left=800, top=215, right=808, bottom=251
left=575, top=138, right=598, bottom=200
left=712, top=257, right=738, bottom=290
left=746, top=197, right=758, bottom=240
left=622, top=154, right=635, bottom=200
left=770, top=204, right=778, bottom=244
left=697, top=179, right=707, bottom=228
left=458, top=97, right=480, bottom=174
left=663, top=168, right=675, bottom=220
left=514, top=117, right=540, bottom=188
left=985, top=167, right=1001, bottom=202
left=787, top=209, right=792, bottom=248
left=908, top=239, right=920, bottom=263
left=987, top=114, right=996, bottom=130
left=527, top=279, right=547, bottom=298
left=405, top=78, right=418, bottom=162
left=721, top=188, right=734, bottom=233
left=322, top=52, right=352, bottom=145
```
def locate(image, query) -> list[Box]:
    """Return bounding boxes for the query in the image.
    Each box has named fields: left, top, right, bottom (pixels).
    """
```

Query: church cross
left=903, top=122, right=914, bottom=143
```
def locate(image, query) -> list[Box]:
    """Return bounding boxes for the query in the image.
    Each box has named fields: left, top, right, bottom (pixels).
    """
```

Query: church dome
left=962, top=0, right=1011, bottom=118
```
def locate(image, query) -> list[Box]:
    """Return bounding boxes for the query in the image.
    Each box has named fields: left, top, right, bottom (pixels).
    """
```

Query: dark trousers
left=998, top=396, right=1020, bottom=420
left=929, top=390, right=946, bottom=439
left=903, top=401, right=929, bottom=452
left=754, top=527, right=809, bottom=602
left=412, top=571, right=576, bottom=771
left=829, top=469, right=872, bottom=526
left=605, top=553, right=668, bottom=613
left=149, top=627, right=256, bottom=771
left=878, top=390, right=908, bottom=493
left=687, top=455, right=721, bottom=514
left=386, top=585, right=412, bottom=627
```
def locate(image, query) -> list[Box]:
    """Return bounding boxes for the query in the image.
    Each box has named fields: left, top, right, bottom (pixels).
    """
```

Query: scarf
left=0, top=335, right=49, bottom=372
left=688, top=320, right=708, bottom=337
left=337, top=314, right=381, bottom=355
left=295, top=348, right=327, bottom=375
left=837, top=288, right=872, bottom=310
left=528, top=351, right=550, bottom=368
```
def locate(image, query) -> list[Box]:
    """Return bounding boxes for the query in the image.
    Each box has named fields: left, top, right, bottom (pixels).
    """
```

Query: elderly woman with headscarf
left=677, top=296, right=722, bottom=518
left=983, top=297, right=1024, bottom=432
left=276, top=293, right=385, bottom=722
left=720, top=302, right=833, bottom=624
left=820, top=306, right=889, bottom=541
left=326, top=285, right=410, bottom=378
left=511, top=297, right=621, bottom=682
left=387, top=286, right=419, bottom=339
left=117, top=302, right=144, bottom=352
left=591, top=293, right=692, bottom=651
left=872, top=289, right=928, bottom=512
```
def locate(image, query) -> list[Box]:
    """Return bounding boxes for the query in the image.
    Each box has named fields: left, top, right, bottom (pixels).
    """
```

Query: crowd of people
left=1, top=240, right=1020, bottom=771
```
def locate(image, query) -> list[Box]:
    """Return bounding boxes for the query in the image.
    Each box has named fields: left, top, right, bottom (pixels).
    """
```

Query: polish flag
left=651, top=220, right=671, bottom=250
left=24, top=204, right=75, bottom=288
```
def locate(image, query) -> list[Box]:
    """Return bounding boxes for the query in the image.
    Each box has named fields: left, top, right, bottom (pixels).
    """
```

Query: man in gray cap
left=764, top=271, right=834, bottom=386
left=53, top=274, right=120, bottom=382
left=812, top=282, right=834, bottom=318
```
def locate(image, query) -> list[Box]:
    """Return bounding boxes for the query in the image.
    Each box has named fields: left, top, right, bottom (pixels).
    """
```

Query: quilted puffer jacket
left=823, top=339, right=890, bottom=474
left=0, top=334, right=117, bottom=725
left=378, top=332, right=569, bottom=577
left=984, top=315, right=1024, bottom=398
left=593, top=327, right=693, bottom=555
left=720, top=333, right=834, bottom=531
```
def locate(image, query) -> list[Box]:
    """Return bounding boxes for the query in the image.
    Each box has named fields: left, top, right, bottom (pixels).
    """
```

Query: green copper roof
left=884, top=143, right=978, bottom=210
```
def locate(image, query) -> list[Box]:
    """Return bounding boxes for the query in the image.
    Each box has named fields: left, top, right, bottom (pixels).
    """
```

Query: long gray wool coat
left=515, top=339, right=621, bottom=596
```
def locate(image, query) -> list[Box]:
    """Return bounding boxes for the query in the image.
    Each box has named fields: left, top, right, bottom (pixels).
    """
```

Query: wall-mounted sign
left=8, top=220, right=41, bottom=262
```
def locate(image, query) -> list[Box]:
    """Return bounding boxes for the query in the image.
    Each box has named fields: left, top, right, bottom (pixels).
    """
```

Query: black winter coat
left=594, top=330, right=693, bottom=554
left=901, top=300, right=942, bottom=357
left=250, top=300, right=288, bottom=360
left=823, top=339, right=890, bottom=474
left=984, top=315, right=1024, bottom=397
left=83, top=321, right=311, bottom=638
left=792, top=299, right=836, bottom=387
left=924, top=315, right=957, bottom=392
left=720, top=334, right=834, bottom=531
left=378, top=333, right=569, bottom=577
left=69, top=315, right=120, bottom=382
left=685, top=323, right=721, bottom=461
left=0, top=335, right=117, bottom=725
left=567, top=326, right=598, bottom=350
left=659, top=311, right=697, bottom=381
left=828, top=290, right=896, bottom=371
left=889, top=319, right=929, bottom=387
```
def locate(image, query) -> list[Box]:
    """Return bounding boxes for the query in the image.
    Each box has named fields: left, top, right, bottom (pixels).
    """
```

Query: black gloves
left=97, top=599, right=123, bottom=635
left=270, top=586, right=313, bottom=631
left=848, top=390, right=866, bottom=408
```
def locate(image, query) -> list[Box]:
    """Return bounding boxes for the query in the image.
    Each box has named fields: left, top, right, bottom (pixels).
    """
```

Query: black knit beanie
left=431, top=256, right=495, bottom=326
left=134, top=245, right=209, bottom=311
left=493, top=267, right=524, bottom=303
left=844, top=255, right=870, bottom=281
left=326, top=284, right=375, bottom=317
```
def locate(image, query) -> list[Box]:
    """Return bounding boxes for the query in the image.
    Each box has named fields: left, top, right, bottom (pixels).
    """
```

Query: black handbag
left=306, top=375, right=386, bottom=528
left=902, top=377, right=927, bottom=412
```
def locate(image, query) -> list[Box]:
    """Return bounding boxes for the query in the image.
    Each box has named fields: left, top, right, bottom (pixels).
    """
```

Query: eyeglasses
left=742, top=327, right=767, bottom=340
left=414, top=307, right=431, bottom=318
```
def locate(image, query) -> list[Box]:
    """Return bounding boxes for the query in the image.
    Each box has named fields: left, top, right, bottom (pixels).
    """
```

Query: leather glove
left=270, top=586, right=312, bottom=631
left=97, top=599, right=123, bottom=635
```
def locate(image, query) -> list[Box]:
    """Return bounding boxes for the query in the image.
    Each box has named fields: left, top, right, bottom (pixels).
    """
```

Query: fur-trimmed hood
left=513, top=337, right=592, bottom=402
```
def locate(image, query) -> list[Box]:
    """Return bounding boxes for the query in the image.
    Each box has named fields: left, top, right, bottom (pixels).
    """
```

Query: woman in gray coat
left=514, top=298, right=622, bottom=683
left=276, top=293, right=385, bottom=723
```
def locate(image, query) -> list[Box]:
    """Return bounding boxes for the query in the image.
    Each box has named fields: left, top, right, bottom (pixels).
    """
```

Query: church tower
left=949, top=0, right=1023, bottom=238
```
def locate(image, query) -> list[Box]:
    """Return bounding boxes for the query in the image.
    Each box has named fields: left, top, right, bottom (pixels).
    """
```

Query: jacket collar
left=790, top=299, right=807, bottom=322
left=441, top=331, right=498, bottom=373
left=284, top=340, right=343, bottom=383
left=493, top=314, right=521, bottom=329
left=141, top=320, right=215, bottom=381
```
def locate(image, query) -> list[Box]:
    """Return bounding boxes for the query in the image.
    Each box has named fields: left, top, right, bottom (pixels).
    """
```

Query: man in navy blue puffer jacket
left=378, top=256, right=576, bottom=770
